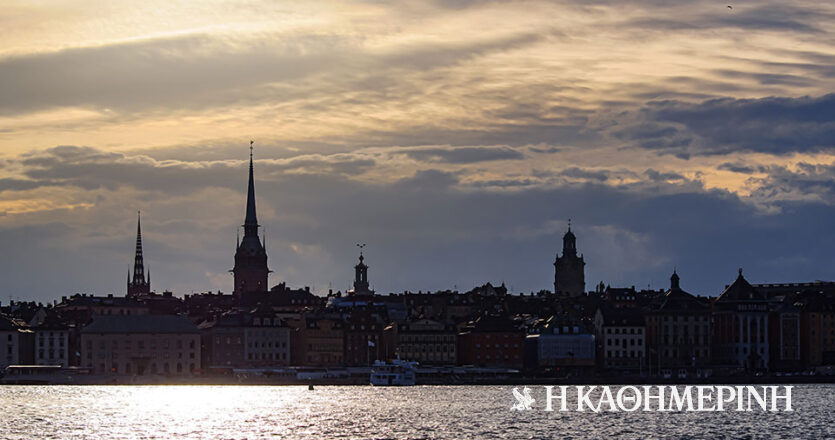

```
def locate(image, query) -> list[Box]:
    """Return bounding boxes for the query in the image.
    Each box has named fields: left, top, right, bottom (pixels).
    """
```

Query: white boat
left=370, top=359, right=417, bottom=386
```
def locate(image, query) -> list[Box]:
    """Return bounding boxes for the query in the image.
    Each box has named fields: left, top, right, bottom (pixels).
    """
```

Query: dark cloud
left=13, top=146, right=377, bottom=195
left=718, top=162, right=757, bottom=174
left=399, top=146, right=524, bottom=164
left=528, top=146, right=562, bottom=154
left=748, top=163, right=835, bottom=204
left=559, top=167, right=610, bottom=182
left=644, top=169, right=686, bottom=182
left=635, top=93, right=835, bottom=155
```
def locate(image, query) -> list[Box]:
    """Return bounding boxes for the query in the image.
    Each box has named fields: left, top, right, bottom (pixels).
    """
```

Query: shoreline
left=2, top=375, right=833, bottom=386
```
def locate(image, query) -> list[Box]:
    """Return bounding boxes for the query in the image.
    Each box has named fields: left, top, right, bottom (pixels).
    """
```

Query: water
left=0, top=385, right=832, bottom=439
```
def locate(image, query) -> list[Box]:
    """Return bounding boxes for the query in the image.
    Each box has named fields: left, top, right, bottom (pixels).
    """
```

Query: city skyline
left=5, top=145, right=829, bottom=304
left=0, top=1, right=833, bottom=301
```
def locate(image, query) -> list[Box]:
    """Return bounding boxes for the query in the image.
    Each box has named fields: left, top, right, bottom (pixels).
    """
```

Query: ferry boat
left=370, top=359, right=417, bottom=386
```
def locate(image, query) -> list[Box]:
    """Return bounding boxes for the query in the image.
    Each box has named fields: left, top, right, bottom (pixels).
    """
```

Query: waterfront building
left=199, top=306, right=291, bottom=370
left=525, top=313, right=596, bottom=372
left=646, top=270, right=712, bottom=375
left=457, top=314, right=524, bottom=368
left=797, top=291, right=835, bottom=367
left=593, top=306, right=645, bottom=371
left=28, top=308, right=69, bottom=367
left=293, top=313, right=344, bottom=366
left=712, top=269, right=770, bottom=371
left=233, top=144, right=270, bottom=299
left=0, top=315, right=31, bottom=368
left=554, top=223, right=585, bottom=297
left=343, top=308, right=385, bottom=366
left=80, top=315, right=200, bottom=376
left=127, top=212, right=151, bottom=298
left=384, top=319, right=457, bottom=365
left=768, top=298, right=802, bottom=371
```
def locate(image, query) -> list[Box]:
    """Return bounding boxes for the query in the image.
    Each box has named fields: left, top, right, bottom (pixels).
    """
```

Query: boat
left=370, top=359, right=417, bottom=386
left=1, top=365, right=88, bottom=384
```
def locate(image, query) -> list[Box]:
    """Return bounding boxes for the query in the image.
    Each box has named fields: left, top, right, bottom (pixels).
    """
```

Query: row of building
left=1, top=267, right=833, bottom=378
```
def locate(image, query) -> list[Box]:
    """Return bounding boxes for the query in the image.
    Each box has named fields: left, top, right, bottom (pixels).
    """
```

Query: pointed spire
left=244, top=140, right=258, bottom=228
left=133, top=211, right=145, bottom=285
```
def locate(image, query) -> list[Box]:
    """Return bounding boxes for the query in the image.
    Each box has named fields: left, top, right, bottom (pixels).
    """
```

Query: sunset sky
left=1, top=0, right=833, bottom=302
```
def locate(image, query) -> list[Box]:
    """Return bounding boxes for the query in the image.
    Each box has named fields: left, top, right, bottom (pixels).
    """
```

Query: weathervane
left=357, top=243, right=366, bottom=257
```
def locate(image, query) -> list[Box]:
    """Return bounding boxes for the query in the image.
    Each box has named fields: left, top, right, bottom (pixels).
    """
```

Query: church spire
left=133, top=211, right=145, bottom=284
left=233, top=140, right=269, bottom=298
left=128, top=211, right=150, bottom=297
left=244, top=140, right=258, bottom=231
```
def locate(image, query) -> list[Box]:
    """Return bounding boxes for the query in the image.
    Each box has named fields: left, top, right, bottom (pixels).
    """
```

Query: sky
left=0, top=0, right=833, bottom=302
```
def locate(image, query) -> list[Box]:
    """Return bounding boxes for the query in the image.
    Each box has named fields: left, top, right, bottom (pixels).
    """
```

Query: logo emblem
left=511, top=386, right=535, bottom=411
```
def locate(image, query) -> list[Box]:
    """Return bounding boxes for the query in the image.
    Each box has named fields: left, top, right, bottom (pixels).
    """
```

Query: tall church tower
left=554, top=221, right=585, bottom=297
left=232, top=141, right=269, bottom=297
left=127, top=211, right=151, bottom=297
left=351, top=244, right=373, bottom=296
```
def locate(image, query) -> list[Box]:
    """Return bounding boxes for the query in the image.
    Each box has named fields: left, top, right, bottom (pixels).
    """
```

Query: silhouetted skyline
left=0, top=1, right=832, bottom=301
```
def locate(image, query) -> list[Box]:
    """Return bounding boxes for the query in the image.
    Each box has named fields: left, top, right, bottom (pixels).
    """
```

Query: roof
left=655, top=288, right=710, bottom=312
left=462, top=314, right=521, bottom=333
left=81, top=315, right=198, bottom=334
left=597, top=307, right=644, bottom=326
left=0, top=314, right=17, bottom=331
left=59, top=294, right=146, bottom=308
left=717, top=270, right=766, bottom=302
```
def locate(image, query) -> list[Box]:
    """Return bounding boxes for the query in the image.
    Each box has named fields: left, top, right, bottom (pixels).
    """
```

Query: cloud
left=747, top=163, right=835, bottom=204
left=399, top=146, right=524, bottom=163
left=633, top=94, right=835, bottom=155
left=718, top=162, right=757, bottom=174
left=0, top=28, right=550, bottom=116
left=624, top=4, right=829, bottom=34
left=559, top=167, right=610, bottom=182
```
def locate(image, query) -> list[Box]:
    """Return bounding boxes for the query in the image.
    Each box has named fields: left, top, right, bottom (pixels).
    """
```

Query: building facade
left=201, top=308, right=291, bottom=369
left=80, top=315, right=200, bottom=376
left=457, top=314, right=524, bottom=368
left=646, top=271, right=712, bottom=375
left=594, top=307, right=645, bottom=371
left=712, top=270, right=770, bottom=371
left=386, top=319, right=457, bottom=365
left=525, top=313, right=596, bottom=371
